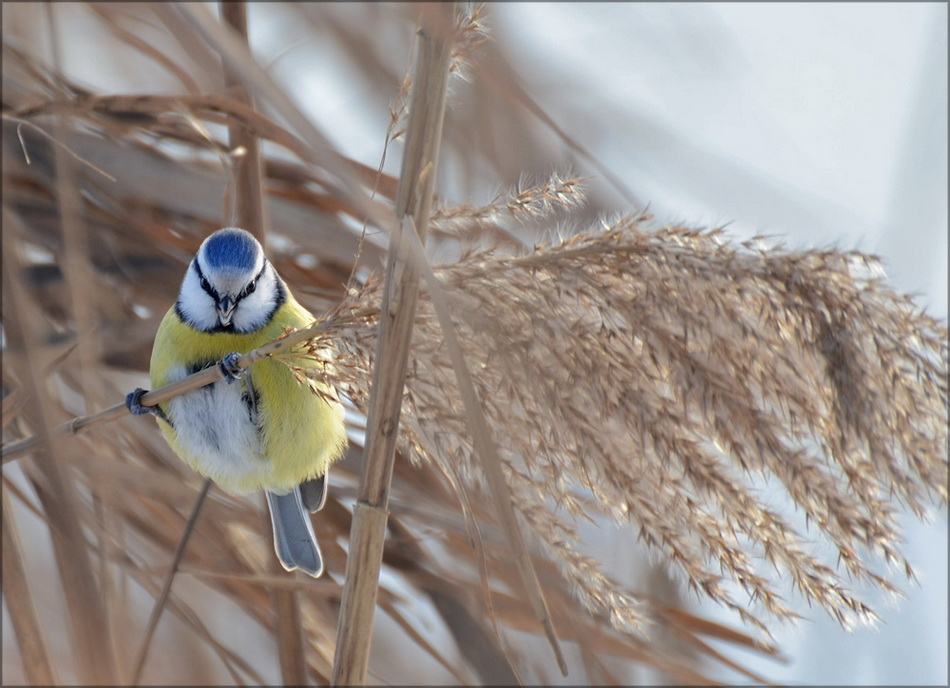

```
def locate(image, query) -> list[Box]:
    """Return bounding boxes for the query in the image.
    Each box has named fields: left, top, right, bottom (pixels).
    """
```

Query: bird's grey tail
left=299, top=471, right=328, bottom=513
left=265, top=487, right=323, bottom=578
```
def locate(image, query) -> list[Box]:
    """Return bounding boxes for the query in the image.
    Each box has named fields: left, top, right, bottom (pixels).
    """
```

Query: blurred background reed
left=2, top=3, right=947, bottom=685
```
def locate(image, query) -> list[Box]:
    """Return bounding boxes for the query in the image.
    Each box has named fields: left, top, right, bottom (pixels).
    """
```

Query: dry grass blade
left=1, top=485, right=57, bottom=686
left=121, top=550, right=269, bottom=686
left=3, top=211, right=119, bottom=686
left=170, top=2, right=387, bottom=232
left=131, top=479, right=212, bottom=685
left=85, top=3, right=203, bottom=95
left=375, top=595, right=471, bottom=684
left=476, top=48, right=643, bottom=211
left=404, top=213, right=568, bottom=675
left=384, top=514, right=522, bottom=685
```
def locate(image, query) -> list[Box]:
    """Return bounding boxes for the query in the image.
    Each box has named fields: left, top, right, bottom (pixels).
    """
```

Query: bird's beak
left=217, top=296, right=235, bottom=326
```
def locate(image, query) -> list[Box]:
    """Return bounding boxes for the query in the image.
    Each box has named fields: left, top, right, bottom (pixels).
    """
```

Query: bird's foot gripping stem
left=126, top=388, right=171, bottom=425
left=219, top=352, right=244, bottom=383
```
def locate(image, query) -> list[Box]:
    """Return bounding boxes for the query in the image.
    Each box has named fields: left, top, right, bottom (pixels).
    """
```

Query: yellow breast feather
left=149, top=296, right=347, bottom=493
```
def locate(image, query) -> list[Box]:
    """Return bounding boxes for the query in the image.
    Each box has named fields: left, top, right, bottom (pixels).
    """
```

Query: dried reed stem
left=331, top=4, right=456, bottom=685
left=405, top=221, right=568, bottom=674
left=220, top=3, right=308, bottom=683
left=1, top=317, right=346, bottom=464
left=173, top=2, right=388, bottom=231
left=221, top=1, right=266, bottom=242
left=2, top=210, right=118, bottom=685
left=1, top=485, right=57, bottom=686
left=130, top=479, right=212, bottom=685
left=44, top=10, right=127, bottom=678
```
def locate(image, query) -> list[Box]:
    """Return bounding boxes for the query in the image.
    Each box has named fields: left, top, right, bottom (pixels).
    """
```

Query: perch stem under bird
left=0, top=313, right=357, bottom=464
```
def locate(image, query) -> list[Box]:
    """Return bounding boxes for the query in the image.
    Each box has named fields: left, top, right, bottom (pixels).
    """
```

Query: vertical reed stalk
left=221, top=1, right=267, bottom=243
left=331, top=4, right=456, bottom=684
left=2, top=210, right=118, bottom=685
left=222, top=3, right=309, bottom=684
left=43, top=5, right=123, bottom=681
left=1, top=485, right=57, bottom=686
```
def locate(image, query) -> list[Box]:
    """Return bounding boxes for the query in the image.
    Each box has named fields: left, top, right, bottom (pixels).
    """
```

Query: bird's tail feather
left=299, top=471, right=328, bottom=513
left=265, top=487, right=323, bottom=578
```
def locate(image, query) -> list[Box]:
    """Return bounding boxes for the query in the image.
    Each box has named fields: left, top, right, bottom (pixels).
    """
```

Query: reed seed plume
left=449, top=3, right=491, bottom=81
left=385, top=4, right=488, bottom=145
left=291, top=212, right=949, bottom=636
left=429, top=171, right=587, bottom=249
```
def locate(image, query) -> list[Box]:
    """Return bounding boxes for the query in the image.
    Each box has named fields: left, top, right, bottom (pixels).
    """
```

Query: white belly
left=166, top=366, right=268, bottom=489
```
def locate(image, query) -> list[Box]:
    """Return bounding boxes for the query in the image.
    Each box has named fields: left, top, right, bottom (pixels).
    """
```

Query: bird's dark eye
left=245, top=280, right=256, bottom=296
left=200, top=277, right=212, bottom=293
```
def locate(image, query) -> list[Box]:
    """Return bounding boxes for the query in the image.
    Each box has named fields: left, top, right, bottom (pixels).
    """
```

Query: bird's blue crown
left=201, top=228, right=261, bottom=272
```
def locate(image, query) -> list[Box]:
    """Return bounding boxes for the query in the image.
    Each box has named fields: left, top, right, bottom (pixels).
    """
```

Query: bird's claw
left=126, top=388, right=152, bottom=415
left=126, top=387, right=171, bottom=424
left=220, top=352, right=243, bottom=383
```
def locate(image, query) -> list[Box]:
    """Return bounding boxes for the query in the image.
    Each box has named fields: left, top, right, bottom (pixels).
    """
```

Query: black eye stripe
left=237, top=263, right=268, bottom=301
left=193, top=261, right=217, bottom=297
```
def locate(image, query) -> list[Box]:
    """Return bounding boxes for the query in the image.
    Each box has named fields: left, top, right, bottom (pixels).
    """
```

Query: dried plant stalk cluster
left=293, top=214, right=949, bottom=635
left=3, top=3, right=947, bottom=683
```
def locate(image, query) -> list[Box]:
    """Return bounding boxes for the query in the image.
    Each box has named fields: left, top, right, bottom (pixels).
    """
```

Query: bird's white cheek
left=178, top=271, right=219, bottom=331
left=231, top=279, right=278, bottom=332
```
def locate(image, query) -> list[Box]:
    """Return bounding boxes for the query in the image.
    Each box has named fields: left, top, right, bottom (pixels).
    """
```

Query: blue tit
left=127, top=227, right=347, bottom=577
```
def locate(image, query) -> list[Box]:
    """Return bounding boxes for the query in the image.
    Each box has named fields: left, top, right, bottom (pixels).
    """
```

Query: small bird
left=127, top=227, right=347, bottom=577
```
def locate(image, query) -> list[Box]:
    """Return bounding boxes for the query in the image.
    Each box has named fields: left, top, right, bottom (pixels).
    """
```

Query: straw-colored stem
left=3, top=209, right=118, bottom=685
left=171, top=2, right=389, bottom=232
left=331, top=4, right=456, bottom=685
left=1, top=485, right=58, bottom=686
left=221, top=1, right=267, bottom=242
left=44, top=6, right=124, bottom=678
left=1, top=314, right=357, bottom=464
left=130, top=479, right=212, bottom=685
left=271, top=552, right=309, bottom=686
left=219, top=2, right=310, bottom=682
